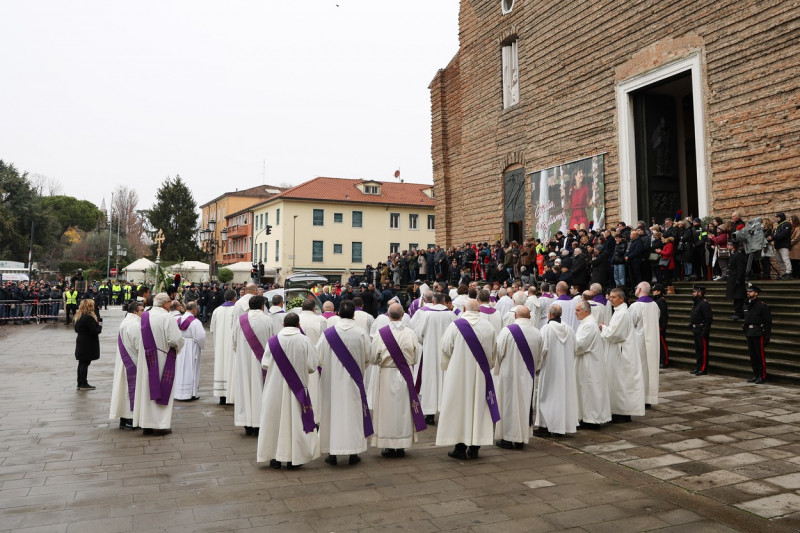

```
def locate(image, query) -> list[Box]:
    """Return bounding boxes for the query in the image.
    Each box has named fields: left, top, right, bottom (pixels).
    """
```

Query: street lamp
left=200, top=219, right=227, bottom=281
left=292, top=215, right=298, bottom=272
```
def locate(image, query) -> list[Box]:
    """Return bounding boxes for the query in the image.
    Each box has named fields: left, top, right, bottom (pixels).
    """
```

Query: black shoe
left=348, top=454, right=361, bottom=465
left=152, top=429, right=172, bottom=436
left=579, top=421, right=600, bottom=430
left=747, top=376, right=757, bottom=383
left=730, top=315, right=743, bottom=320
left=755, top=377, right=766, bottom=384
left=252, top=427, right=259, bottom=436
left=244, top=426, right=253, bottom=436
left=286, top=463, right=301, bottom=470
left=395, top=449, right=405, bottom=458
left=611, top=414, right=632, bottom=423
left=533, top=427, right=551, bottom=437
left=219, top=396, right=226, bottom=405
left=467, top=446, right=480, bottom=459
left=694, top=371, right=707, bottom=376
left=689, top=370, right=698, bottom=374
left=269, top=459, right=281, bottom=469
left=448, top=444, right=468, bottom=460
left=78, top=384, right=96, bottom=391
left=142, top=428, right=154, bottom=435
left=324, top=455, right=337, bottom=466
left=189, top=396, right=200, bottom=401
left=495, top=439, right=515, bottom=450
left=513, top=442, right=524, bottom=450
left=424, top=415, right=436, bottom=426
left=119, top=418, right=135, bottom=430
left=660, top=364, right=669, bottom=369
left=381, top=448, right=398, bottom=458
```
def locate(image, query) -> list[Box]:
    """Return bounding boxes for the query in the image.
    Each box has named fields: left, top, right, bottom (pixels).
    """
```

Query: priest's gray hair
left=388, top=303, right=404, bottom=320
left=637, top=282, right=651, bottom=295
left=590, top=283, right=603, bottom=295
left=169, top=300, right=182, bottom=312
left=185, top=301, right=198, bottom=311
left=477, top=290, right=491, bottom=303
left=576, top=301, right=591, bottom=314
left=245, top=283, right=258, bottom=295
left=549, top=304, right=562, bottom=319
left=153, top=293, right=171, bottom=308
left=582, top=290, right=594, bottom=301
left=513, top=305, right=530, bottom=319
left=322, top=301, right=334, bottom=311
left=465, top=299, right=480, bottom=312
left=433, top=292, right=445, bottom=304
left=498, top=288, right=507, bottom=298
left=423, top=290, right=434, bottom=303
left=513, top=291, right=527, bottom=305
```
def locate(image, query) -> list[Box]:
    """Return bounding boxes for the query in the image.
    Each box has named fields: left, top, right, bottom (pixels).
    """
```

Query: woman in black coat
left=725, top=242, right=747, bottom=320
left=74, top=298, right=103, bottom=391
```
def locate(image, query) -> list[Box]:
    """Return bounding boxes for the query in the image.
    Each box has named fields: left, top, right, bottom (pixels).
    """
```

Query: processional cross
left=154, top=229, right=166, bottom=259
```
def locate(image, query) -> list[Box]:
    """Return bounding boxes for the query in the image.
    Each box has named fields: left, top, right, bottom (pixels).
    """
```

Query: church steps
left=661, top=281, right=800, bottom=384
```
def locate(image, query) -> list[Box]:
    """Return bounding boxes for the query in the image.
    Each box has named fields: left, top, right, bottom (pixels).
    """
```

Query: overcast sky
left=0, top=1, right=460, bottom=213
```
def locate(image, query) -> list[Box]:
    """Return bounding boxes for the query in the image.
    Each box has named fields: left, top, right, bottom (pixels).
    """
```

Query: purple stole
left=489, top=295, right=497, bottom=303
left=453, top=319, right=501, bottom=423
left=556, top=294, right=571, bottom=302
left=507, top=324, right=536, bottom=425
left=221, top=302, right=235, bottom=307
left=323, top=327, right=374, bottom=437
left=408, top=298, right=421, bottom=317
left=637, top=296, right=654, bottom=303
left=453, top=308, right=461, bottom=316
left=378, top=326, right=427, bottom=432
left=177, top=315, right=196, bottom=331
left=239, top=314, right=267, bottom=382
left=479, top=305, right=496, bottom=314
left=592, top=294, right=608, bottom=306
left=267, top=336, right=316, bottom=433
left=322, top=311, right=336, bottom=319
left=117, top=334, right=137, bottom=411
left=541, top=293, right=553, bottom=298
left=141, top=311, right=178, bottom=405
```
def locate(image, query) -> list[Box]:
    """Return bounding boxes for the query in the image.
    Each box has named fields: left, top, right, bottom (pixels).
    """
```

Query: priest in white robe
left=370, top=303, right=423, bottom=457
left=600, top=288, right=645, bottom=422
left=534, top=304, right=579, bottom=436
left=110, top=300, right=143, bottom=430
left=452, top=286, right=469, bottom=313
left=436, top=299, right=497, bottom=460
left=268, top=294, right=286, bottom=333
left=228, top=283, right=257, bottom=407
left=352, top=296, right=375, bottom=334
left=232, top=295, right=274, bottom=436
left=494, top=306, right=542, bottom=449
left=132, top=293, right=185, bottom=435
left=316, top=300, right=372, bottom=466
left=369, top=297, right=410, bottom=336
left=210, top=289, right=237, bottom=405
left=628, top=282, right=660, bottom=406
left=574, top=301, right=611, bottom=426
left=525, top=286, right=541, bottom=321
left=494, top=288, right=514, bottom=316
left=589, top=283, right=612, bottom=327
left=173, top=301, right=206, bottom=401
left=257, top=312, right=320, bottom=469
left=477, top=290, right=503, bottom=334
left=538, top=283, right=555, bottom=328
left=409, top=291, right=434, bottom=330
left=501, top=291, right=529, bottom=327
left=553, top=281, right=578, bottom=332
left=298, top=299, right=327, bottom=424
left=413, top=292, right=456, bottom=424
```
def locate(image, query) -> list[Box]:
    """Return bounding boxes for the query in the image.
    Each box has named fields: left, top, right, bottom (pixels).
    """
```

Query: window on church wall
left=427, top=214, right=435, bottom=230
left=501, top=0, right=514, bottom=14
left=502, top=39, right=519, bottom=109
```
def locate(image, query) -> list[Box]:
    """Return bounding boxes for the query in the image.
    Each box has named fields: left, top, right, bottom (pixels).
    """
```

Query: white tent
left=121, top=257, right=157, bottom=283
left=169, top=261, right=210, bottom=283
left=223, top=261, right=278, bottom=284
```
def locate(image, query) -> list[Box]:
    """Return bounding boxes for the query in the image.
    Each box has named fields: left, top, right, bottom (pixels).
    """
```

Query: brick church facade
left=430, top=0, right=800, bottom=247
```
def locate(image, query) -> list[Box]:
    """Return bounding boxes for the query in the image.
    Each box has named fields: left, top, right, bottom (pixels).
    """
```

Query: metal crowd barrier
left=0, top=299, right=62, bottom=324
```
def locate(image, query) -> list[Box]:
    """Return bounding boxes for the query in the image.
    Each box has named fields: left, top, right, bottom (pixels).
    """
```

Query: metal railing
left=0, top=299, right=63, bottom=324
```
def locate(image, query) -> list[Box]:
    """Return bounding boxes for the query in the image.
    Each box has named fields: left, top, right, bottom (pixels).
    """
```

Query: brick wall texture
left=430, top=0, right=800, bottom=247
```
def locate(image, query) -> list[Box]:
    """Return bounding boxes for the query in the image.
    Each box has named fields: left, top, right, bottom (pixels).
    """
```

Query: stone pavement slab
left=1, top=314, right=799, bottom=532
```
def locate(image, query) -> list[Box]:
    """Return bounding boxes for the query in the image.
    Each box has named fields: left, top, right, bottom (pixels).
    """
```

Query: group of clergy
left=109, top=278, right=663, bottom=469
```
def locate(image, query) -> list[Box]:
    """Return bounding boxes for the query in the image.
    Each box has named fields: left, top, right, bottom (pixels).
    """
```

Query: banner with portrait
left=529, top=154, right=605, bottom=242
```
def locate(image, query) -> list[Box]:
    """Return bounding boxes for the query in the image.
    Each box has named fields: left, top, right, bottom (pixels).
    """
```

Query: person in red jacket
left=656, top=237, right=676, bottom=287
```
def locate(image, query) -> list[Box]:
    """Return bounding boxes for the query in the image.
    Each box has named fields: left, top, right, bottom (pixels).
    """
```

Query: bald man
left=628, top=282, right=660, bottom=407
left=494, top=306, right=542, bottom=449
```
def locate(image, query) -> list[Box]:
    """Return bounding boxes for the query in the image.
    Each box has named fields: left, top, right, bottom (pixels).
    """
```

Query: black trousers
left=746, top=335, right=767, bottom=380
left=659, top=328, right=669, bottom=366
left=77, top=360, right=91, bottom=386
left=65, top=304, right=77, bottom=323
left=693, top=328, right=709, bottom=373
left=732, top=298, right=744, bottom=317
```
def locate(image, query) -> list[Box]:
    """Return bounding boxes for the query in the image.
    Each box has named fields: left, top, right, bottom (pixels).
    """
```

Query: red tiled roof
left=256, top=177, right=436, bottom=207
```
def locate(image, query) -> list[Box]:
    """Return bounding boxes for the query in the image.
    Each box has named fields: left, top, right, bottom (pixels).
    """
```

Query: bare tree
left=29, top=173, right=63, bottom=196
left=112, top=186, right=150, bottom=258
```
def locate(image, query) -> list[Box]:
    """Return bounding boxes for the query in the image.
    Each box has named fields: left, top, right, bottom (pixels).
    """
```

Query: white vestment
left=268, top=306, right=286, bottom=333
left=409, top=303, right=433, bottom=330
left=210, top=302, right=236, bottom=401
left=535, top=320, right=579, bottom=434
left=132, top=307, right=185, bottom=430
left=232, top=309, right=274, bottom=428
left=368, top=312, right=411, bottom=408
left=353, top=309, right=375, bottom=335
left=495, top=295, right=514, bottom=316
left=553, top=296, right=578, bottom=331
left=370, top=313, right=410, bottom=337
left=629, top=299, right=661, bottom=405
left=590, top=298, right=612, bottom=328
left=574, top=315, right=611, bottom=424
left=525, top=295, right=541, bottom=317
left=227, top=293, right=254, bottom=406
left=370, top=321, right=422, bottom=448
left=173, top=313, right=206, bottom=400
left=316, top=319, right=371, bottom=455
left=256, top=327, right=320, bottom=465
left=298, top=309, right=328, bottom=424
left=478, top=307, right=503, bottom=334
left=493, top=318, right=542, bottom=443
left=600, top=303, right=645, bottom=416
left=452, top=294, right=469, bottom=313
left=109, top=313, right=142, bottom=420
left=413, top=306, right=456, bottom=415
left=436, top=312, right=497, bottom=447
left=538, top=295, right=555, bottom=327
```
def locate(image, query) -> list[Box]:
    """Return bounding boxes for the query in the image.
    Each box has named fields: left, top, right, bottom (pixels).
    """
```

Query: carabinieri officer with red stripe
left=689, top=285, right=712, bottom=376
left=742, top=283, right=772, bottom=384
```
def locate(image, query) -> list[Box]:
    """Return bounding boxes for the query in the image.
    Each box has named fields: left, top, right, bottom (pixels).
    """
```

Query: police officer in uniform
left=652, top=284, right=670, bottom=368
left=689, top=285, right=712, bottom=375
left=98, top=280, right=110, bottom=310
left=122, top=282, right=133, bottom=307
left=742, top=283, right=772, bottom=384
left=111, top=281, right=122, bottom=305
left=64, top=285, right=80, bottom=324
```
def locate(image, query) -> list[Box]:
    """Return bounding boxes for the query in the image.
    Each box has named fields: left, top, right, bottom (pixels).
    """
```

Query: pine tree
left=145, top=175, right=201, bottom=261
